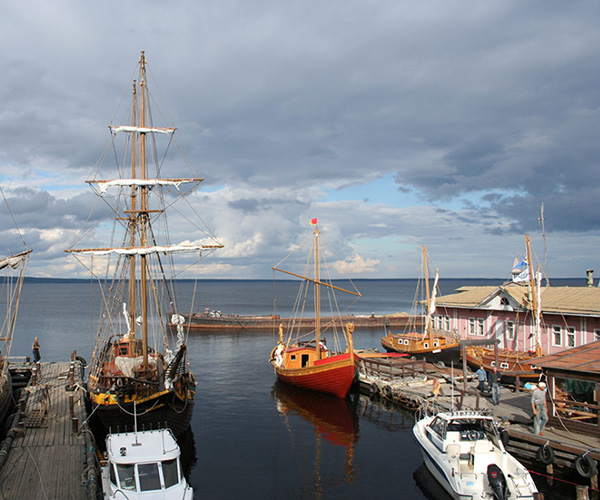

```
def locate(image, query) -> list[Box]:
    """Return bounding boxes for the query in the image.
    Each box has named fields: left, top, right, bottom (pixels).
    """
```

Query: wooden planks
left=0, top=361, right=96, bottom=500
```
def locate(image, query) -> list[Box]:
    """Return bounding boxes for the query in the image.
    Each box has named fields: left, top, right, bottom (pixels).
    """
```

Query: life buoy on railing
left=536, top=444, right=555, bottom=465
left=575, top=453, right=597, bottom=478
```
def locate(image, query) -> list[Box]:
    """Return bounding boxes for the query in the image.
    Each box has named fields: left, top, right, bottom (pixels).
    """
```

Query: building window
left=506, top=321, right=515, bottom=340
left=469, top=318, right=476, bottom=335
left=444, top=316, right=450, bottom=331
left=500, top=297, right=510, bottom=306
left=567, top=327, right=576, bottom=348
left=552, top=325, right=562, bottom=347
left=595, top=329, right=600, bottom=342
left=478, top=319, right=485, bottom=336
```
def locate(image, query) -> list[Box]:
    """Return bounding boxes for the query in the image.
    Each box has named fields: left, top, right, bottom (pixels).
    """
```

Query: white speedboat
left=101, top=428, right=193, bottom=499
left=413, top=411, right=537, bottom=500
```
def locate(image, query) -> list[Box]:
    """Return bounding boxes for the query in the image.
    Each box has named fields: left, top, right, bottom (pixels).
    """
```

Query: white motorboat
left=413, top=410, right=537, bottom=500
left=101, top=427, right=193, bottom=499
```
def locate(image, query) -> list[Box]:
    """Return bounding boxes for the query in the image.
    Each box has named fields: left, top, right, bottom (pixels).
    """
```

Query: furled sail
left=109, top=125, right=176, bottom=134
left=87, top=178, right=203, bottom=194
left=66, top=244, right=217, bottom=256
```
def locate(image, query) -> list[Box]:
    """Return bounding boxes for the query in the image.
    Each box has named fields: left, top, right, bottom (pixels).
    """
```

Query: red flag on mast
left=310, top=218, right=318, bottom=225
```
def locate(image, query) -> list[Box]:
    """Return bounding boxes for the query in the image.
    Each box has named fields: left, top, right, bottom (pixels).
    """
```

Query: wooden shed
left=528, top=341, right=600, bottom=434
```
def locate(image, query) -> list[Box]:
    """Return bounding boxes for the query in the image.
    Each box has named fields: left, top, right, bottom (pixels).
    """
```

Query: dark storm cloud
left=1, top=0, right=599, bottom=278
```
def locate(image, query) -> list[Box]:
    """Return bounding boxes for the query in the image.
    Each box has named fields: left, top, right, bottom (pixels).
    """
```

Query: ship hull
left=173, top=312, right=416, bottom=332
left=0, top=369, right=12, bottom=429
left=90, top=389, right=193, bottom=438
left=464, top=347, right=540, bottom=383
left=381, top=334, right=461, bottom=366
left=272, top=352, right=356, bottom=398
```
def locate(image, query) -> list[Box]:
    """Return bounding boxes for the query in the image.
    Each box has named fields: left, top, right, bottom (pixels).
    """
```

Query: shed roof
left=527, top=341, right=600, bottom=375
left=435, top=284, right=600, bottom=317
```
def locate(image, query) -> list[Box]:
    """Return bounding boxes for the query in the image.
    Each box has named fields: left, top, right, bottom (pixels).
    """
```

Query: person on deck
left=475, top=365, right=487, bottom=392
left=489, top=366, right=501, bottom=405
left=531, top=382, right=548, bottom=435
left=32, top=337, right=41, bottom=363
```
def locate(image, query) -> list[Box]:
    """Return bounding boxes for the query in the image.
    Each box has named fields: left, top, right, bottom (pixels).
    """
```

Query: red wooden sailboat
left=269, top=221, right=361, bottom=398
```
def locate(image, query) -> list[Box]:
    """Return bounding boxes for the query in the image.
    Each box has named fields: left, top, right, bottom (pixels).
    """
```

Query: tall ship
left=381, top=246, right=459, bottom=364
left=269, top=220, right=361, bottom=398
left=0, top=188, right=31, bottom=426
left=66, top=52, right=222, bottom=436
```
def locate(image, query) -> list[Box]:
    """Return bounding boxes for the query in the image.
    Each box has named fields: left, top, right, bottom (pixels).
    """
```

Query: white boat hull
left=413, top=412, right=537, bottom=500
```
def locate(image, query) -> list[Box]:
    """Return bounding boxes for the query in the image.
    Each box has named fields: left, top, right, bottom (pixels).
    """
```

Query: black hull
left=382, top=343, right=461, bottom=367
left=91, top=391, right=193, bottom=438
left=0, top=372, right=12, bottom=429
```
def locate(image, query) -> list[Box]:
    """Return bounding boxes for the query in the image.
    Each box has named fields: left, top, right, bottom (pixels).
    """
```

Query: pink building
left=433, top=282, right=600, bottom=356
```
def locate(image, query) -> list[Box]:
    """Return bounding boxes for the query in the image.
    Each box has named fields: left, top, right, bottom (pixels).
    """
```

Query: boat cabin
left=102, top=428, right=192, bottom=499
left=528, top=341, right=600, bottom=434
left=425, top=411, right=502, bottom=456
left=283, top=344, right=329, bottom=369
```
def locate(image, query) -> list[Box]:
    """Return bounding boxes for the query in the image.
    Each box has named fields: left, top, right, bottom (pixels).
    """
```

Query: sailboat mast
left=128, top=80, right=138, bottom=336
left=315, top=225, right=321, bottom=358
left=422, top=245, right=433, bottom=343
left=525, top=234, right=542, bottom=357
left=139, top=52, right=149, bottom=370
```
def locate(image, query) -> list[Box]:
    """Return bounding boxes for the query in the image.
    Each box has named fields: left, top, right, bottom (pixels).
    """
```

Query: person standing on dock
left=489, top=366, right=501, bottom=405
left=531, top=382, right=548, bottom=435
left=475, top=365, right=487, bottom=393
left=32, top=337, right=41, bottom=363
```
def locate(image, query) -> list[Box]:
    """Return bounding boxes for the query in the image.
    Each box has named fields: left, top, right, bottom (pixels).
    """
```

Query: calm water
left=10, top=279, right=581, bottom=499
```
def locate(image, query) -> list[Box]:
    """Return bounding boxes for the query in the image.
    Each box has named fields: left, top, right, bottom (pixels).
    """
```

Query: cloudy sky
left=0, top=1, right=599, bottom=280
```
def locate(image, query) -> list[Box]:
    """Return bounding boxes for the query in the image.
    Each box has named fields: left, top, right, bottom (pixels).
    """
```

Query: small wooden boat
left=101, top=426, right=193, bottom=499
left=464, top=235, right=542, bottom=383
left=413, top=410, right=537, bottom=499
left=65, top=52, right=222, bottom=437
left=269, top=220, right=361, bottom=398
left=381, top=246, right=460, bottom=364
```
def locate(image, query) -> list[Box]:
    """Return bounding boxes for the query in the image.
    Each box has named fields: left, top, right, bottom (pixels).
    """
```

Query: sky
left=0, top=0, right=599, bottom=280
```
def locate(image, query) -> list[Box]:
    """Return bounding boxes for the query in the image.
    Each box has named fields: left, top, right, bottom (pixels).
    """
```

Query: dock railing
left=359, top=357, right=428, bottom=381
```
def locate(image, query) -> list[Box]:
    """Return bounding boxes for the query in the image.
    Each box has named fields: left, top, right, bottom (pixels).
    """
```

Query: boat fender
left=487, top=463, right=507, bottom=500
left=500, top=428, right=510, bottom=448
left=116, top=378, right=123, bottom=388
left=75, top=356, right=88, bottom=368
left=370, top=382, right=380, bottom=398
left=383, top=385, right=392, bottom=398
left=575, top=453, right=597, bottom=479
left=536, top=444, right=554, bottom=465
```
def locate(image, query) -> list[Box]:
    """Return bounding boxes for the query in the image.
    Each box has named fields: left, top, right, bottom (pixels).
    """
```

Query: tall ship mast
left=66, top=52, right=222, bottom=436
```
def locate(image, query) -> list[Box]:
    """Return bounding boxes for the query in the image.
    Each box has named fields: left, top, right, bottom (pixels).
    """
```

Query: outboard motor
left=487, top=463, right=507, bottom=500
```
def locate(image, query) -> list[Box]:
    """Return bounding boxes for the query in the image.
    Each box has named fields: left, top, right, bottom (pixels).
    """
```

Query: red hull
left=274, top=353, right=356, bottom=398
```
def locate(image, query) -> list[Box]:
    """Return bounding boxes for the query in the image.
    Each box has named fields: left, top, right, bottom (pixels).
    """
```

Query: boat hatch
left=110, top=458, right=181, bottom=492
left=302, top=354, right=309, bottom=367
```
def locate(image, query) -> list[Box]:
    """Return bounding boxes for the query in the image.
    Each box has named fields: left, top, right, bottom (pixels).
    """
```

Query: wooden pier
left=357, top=355, right=600, bottom=496
left=0, top=358, right=99, bottom=500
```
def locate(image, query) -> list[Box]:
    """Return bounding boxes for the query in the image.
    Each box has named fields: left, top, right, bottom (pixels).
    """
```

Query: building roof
left=527, top=341, right=600, bottom=375
left=435, top=284, right=600, bottom=317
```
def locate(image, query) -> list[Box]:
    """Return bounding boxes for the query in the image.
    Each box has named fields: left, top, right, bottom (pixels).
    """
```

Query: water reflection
left=272, top=381, right=359, bottom=495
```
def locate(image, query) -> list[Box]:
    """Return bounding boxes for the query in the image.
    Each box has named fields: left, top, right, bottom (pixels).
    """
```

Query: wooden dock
left=0, top=359, right=99, bottom=500
left=357, top=355, right=600, bottom=494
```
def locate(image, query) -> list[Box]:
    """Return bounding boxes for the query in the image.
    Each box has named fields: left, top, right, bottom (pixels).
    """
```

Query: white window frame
left=506, top=321, right=515, bottom=340
left=566, top=326, right=576, bottom=348
left=552, top=325, right=562, bottom=347
left=595, top=329, right=600, bottom=342
left=469, top=318, right=476, bottom=335
left=478, top=318, right=485, bottom=336
left=444, top=316, right=450, bottom=331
